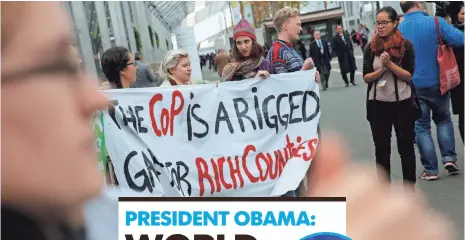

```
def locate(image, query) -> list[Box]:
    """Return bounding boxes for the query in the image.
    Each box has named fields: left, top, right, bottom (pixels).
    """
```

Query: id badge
left=377, top=79, right=386, bottom=88
left=376, top=72, right=387, bottom=88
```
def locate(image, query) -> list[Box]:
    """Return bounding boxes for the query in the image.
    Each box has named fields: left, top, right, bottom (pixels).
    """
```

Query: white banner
left=102, top=70, right=320, bottom=197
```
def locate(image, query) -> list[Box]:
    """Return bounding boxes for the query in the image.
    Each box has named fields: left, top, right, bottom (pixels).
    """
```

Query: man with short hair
left=399, top=1, right=464, bottom=180
left=131, top=52, right=163, bottom=88
left=266, top=7, right=320, bottom=197
left=331, top=24, right=357, bottom=87
left=266, top=7, right=316, bottom=75
left=310, top=30, right=332, bottom=90
left=214, top=49, right=230, bottom=77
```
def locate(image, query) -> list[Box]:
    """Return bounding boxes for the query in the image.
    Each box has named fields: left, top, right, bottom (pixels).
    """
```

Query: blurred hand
left=302, top=58, right=314, bottom=70
left=315, top=71, right=320, bottom=83
left=380, top=51, right=391, bottom=66
left=255, top=70, right=270, bottom=79
left=306, top=133, right=454, bottom=240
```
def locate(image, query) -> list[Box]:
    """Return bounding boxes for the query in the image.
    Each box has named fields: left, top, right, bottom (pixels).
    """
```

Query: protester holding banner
left=159, top=49, right=192, bottom=86
left=101, top=46, right=137, bottom=89
left=363, top=7, right=417, bottom=185
left=221, top=18, right=275, bottom=81
left=266, top=7, right=319, bottom=83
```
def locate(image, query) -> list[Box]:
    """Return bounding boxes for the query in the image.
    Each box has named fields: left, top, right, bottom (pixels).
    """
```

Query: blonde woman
left=159, top=49, right=192, bottom=86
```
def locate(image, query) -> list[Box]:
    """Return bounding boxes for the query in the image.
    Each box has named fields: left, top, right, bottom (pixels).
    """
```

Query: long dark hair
left=101, top=46, right=131, bottom=89
left=376, top=6, right=400, bottom=28
left=231, top=38, right=264, bottom=62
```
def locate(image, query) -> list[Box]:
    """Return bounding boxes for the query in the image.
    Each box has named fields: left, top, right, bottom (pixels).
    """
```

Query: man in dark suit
left=310, top=30, right=332, bottom=90
left=131, top=52, right=163, bottom=88
left=331, top=25, right=357, bottom=87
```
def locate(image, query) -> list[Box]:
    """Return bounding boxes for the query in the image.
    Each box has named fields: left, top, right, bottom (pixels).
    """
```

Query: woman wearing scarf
left=363, top=7, right=417, bottom=186
left=221, top=19, right=275, bottom=82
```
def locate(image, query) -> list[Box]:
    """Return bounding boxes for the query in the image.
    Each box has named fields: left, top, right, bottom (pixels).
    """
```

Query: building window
left=348, top=2, right=354, bottom=17
left=104, top=2, right=116, bottom=47
left=120, top=2, right=132, bottom=52
left=155, top=32, right=160, bottom=48
left=166, top=39, right=170, bottom=50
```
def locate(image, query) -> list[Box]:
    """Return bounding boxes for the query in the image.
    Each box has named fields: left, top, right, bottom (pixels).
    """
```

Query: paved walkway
left=201, top=50, right=464, bottom=239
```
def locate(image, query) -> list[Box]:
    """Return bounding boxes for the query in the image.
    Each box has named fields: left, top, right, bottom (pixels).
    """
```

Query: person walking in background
left=214, top=48, right=231, bottom=77
left=159, top=49, right=192, bottom=86
left=310, top=30, right=332, bottom=90
left=449, top=2, right=464, bottom=142
left=221, top=19, right=275, bottom=81
left=101, top=47, right=137, bottom=89
left=131, top=52, right=163, bottom=88
left=356, top=23, right=369, bottom=51
left=332, top=24, right=357, bottom=87
left=399, top=1, right=464, bottom=180
left=363, top=6, right=418, bottom=186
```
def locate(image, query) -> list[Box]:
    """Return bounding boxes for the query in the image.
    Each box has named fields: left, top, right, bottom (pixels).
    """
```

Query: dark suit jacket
left=131, top=61, right=163, bottom=88
left=310, top=39, right=332, bottom=73
left=331, top=32, right=357, bottom=74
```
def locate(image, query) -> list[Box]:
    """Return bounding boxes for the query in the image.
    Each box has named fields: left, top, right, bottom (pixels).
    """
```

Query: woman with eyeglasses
left=159, top=49, right=192, bottom=86
left=363, top=6, right=418, bottom=186
left=221, top=18, right=275, bottom=81
left=101, top=46, right=137, bottom=89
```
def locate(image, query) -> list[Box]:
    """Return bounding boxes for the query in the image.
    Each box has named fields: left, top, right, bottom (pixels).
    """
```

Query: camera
left=426, top=1, right=450, bottom=17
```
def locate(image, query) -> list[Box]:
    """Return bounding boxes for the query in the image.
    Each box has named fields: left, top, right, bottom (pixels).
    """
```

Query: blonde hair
left=159, top=49, right=189, bottom=79
left=273, top=7, right=300, bottom=33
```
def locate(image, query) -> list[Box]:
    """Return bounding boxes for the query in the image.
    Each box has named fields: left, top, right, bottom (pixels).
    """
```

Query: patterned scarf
left=220, top=57, right=263, bottom=82
left=370, top=28, right=406, bottom=65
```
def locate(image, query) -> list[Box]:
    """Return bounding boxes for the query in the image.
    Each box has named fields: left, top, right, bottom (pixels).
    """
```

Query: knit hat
left=233, top=18, right=256, bottom=41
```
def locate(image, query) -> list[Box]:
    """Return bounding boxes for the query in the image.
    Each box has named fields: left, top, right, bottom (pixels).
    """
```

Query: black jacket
left=310, top=39, right=332, bottom=73
left=331, top=32, right=357, bottom=74
left=451, top=24, right=464, bottom=115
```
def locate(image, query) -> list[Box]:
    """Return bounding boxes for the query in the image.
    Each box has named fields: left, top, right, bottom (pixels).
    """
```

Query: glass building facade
left=63, top=1, right=174, bottom=82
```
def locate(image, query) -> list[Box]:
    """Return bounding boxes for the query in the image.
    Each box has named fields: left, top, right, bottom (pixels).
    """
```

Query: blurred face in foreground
left=1, top=2, right=108, bottom=220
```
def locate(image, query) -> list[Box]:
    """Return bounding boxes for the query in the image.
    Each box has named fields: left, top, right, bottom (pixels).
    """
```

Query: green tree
left=133, top=26, right=142, bottom=53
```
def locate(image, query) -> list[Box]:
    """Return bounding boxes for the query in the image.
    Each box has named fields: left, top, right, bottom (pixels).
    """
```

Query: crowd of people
left=2, top=1, right=463, bottom=240
left=364, top=1, right=464, bottom=184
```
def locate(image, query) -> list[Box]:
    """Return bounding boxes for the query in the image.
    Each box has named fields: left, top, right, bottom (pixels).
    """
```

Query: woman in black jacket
left=449, top=3, right=464, bottom=142
left=363, top=7, right=418, bottom=185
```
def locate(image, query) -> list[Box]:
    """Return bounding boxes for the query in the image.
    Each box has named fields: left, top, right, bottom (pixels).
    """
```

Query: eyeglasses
left=375, top=21, right=394, bottom=27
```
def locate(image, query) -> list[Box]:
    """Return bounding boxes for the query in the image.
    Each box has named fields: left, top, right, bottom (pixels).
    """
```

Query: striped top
left=266, top=39, right=303, bottom=74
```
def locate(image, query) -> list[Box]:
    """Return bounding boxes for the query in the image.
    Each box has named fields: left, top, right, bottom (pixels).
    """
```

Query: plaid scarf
left=220, top=57, right=263, bottom=82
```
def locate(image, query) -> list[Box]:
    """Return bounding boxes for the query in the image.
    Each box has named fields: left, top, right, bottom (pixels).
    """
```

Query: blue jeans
left=415, top=85, right=457, bottom=174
